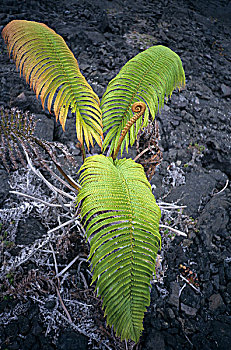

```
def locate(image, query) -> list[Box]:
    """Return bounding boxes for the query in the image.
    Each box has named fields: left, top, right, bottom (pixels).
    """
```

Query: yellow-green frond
left=77, top=155, right=161, bottom=343
left=100, top=45, right=185, bottom=155
left=2, top=20, right=103, bottom=149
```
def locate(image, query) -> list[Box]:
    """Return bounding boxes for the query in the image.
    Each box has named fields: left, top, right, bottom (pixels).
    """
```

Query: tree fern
left=77, top=155, right=161, bottom=342
left=2, top=20, right=103, bottom=150
left=100, top=45, right=185, bottom=156
left=2, top=20, right=186, bottom=344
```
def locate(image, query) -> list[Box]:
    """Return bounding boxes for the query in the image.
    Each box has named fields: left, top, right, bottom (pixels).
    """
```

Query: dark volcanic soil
left=0, top=0, right=231, bottom=349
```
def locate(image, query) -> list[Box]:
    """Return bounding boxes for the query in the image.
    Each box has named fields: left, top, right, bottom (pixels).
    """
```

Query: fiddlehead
left=112, top=101, right=146, bottom=160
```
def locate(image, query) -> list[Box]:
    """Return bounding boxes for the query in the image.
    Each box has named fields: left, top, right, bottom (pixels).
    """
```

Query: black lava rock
left=57, top=331, right=88, bottom=350
left=16, top=217, right=47, bottom=245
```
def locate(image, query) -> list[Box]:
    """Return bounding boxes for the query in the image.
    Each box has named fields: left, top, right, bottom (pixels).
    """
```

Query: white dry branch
left=50, top=242, right=73, bottom=323
left=56, top=254, right=80, bottom=278
left=214, top=179, right=229, bottom=196
left=9, top=190, right=73, bottom=208
left=23, top=150, right=76, bottom=201
left=158, top=200, right=188, bottom=237
left=158, top=202, right=187, bottom=210
left=159, top=224, right=187, bottom=237
left=179, top=274, right=201, bottom=294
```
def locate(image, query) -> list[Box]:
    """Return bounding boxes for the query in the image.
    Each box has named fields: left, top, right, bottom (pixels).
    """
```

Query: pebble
left=221, top=83, right=231, bottom=97
left=209, top=293, right=225, bottom=311
left=181, top=303, right=198, bottom=316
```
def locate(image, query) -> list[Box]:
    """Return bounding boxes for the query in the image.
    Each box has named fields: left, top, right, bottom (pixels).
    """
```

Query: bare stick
left=24, top=150, right=75, bottom=201
left=179, top=274, right=201, bottom=294
left=133, top=145, right=155, bottom=162
left=179, top=283, right=186, bottom=297
left=80, top=271, right=89, bottom=289
left=157, top=201, right=187, bottom=209
left=50, top=243, right=59, bottom=276
left=63, top=298, right=92, bottom=308
left=214, top=179, right=229, bottom=196
left=9, top=190, right=72, bottom=208
left=43, top=161, right=80, bottom=193
left=159, top=205, right=187, bottom=210
left=48, top=216, right=80, bottom=234
left=56, top=254, right=80, bottom=278
left=32, top=135, right=81, bottom=192
left=50, top=243, right=73, bottom=323
left=159, top=224, right=187, bottom=237
left=55, top=286, right=72, bottom=322
left=53, top=162, right=81, bottom=192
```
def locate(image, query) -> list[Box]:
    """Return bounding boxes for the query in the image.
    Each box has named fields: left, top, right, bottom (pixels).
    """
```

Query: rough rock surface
left=0, top=0, right=230, bottom=349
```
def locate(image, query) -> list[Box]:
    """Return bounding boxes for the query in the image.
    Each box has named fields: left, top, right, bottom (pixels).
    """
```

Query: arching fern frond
left=77, top=155, right=161, bottom=342
left=100, top=45, right=185, bottom=155
left=2, top=20, right=103, bottom=150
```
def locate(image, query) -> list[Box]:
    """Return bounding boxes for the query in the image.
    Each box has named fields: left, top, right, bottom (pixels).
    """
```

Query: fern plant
left=2, top=20, right=185, bottom=343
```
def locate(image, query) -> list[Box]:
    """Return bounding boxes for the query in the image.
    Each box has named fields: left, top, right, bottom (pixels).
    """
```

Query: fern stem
left=112, top=102, right=146, bottom=161
left=23, top=149, right=76, bottom=201
left=55, top=162, right=81, bottom=192
left=32, top=136, right=81, bottom=192
left=81, top=143, right=86, bottom=162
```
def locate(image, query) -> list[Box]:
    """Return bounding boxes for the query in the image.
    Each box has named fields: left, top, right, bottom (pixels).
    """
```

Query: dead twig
left=50, top=243, right=72, bottom=323
left=24, top=149, right=75, bottom=201
left=56, top=254, right=80, bottom=278
left=133, top=145, right=156, bottom=162
left=179, top=274, right=201, bottom=294
left=214, top=179, right=229, bottom=196
left=159, top=224, right=187, bottom=237
left=10, top=190, right=73, bottom=208
left=48, top=216, right=80, bottom=234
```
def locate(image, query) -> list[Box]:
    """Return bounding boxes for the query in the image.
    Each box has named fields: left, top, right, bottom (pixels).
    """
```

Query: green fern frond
left=77, top=155, right=161, bottom=342
left=2, top=20, right=103, bottom=149
left=100, top=45, right=185, bottom=155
